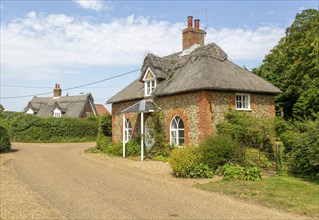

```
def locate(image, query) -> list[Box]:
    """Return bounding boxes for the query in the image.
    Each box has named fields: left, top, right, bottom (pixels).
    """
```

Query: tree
left=253, top=9, right=319, bottom=119
left=0, top=104, right=4, bottom=112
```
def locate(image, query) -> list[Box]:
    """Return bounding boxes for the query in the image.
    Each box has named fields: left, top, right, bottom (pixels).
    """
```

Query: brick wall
left=80, top=101, right=95, bottom=118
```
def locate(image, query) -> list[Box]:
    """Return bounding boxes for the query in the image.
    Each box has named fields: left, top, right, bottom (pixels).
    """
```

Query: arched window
left=170, top=115, right=185, bottom=146
left=124, top=118, right=132, bottom=143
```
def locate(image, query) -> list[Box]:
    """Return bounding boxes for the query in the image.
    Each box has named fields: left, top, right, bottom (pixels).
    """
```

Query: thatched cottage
left=108, top=16, right=281, bottom=159
left=24, top=84, right=99, bottom=118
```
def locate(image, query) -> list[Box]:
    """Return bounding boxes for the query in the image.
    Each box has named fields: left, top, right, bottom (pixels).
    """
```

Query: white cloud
left=206, top=26, right=284, bottom=60
left=73, top=0, right=110, bottom=11
left=1, top=12, right=285, bottom=80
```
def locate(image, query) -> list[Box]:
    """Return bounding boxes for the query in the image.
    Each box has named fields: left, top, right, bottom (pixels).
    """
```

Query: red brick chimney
left=182, top=16, right=206, bottom=50
left=53, top=83, right=62, bottom=97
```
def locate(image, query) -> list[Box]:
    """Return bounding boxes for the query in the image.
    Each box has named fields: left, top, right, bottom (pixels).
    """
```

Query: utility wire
left=0, top=85, right=123, bottom=89
left=0, top=68, right=140, bottom=99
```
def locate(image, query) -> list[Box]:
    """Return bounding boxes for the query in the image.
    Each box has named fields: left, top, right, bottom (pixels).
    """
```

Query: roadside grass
left=196, top=176, right=319, bottom=217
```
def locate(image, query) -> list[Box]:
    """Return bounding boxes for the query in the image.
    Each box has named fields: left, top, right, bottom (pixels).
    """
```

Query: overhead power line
left=0, top=85, right=123, bottom=89
left=0, top=68, right=140, bottom=100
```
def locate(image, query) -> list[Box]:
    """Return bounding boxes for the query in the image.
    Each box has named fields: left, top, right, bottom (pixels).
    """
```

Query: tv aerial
left=192, top=7, right=208, bottom=30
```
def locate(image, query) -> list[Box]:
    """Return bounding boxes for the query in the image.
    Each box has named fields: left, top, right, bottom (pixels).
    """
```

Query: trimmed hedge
left=0, top=111, right=98, bottom=143
left=0, top=125, right=11, bottom=152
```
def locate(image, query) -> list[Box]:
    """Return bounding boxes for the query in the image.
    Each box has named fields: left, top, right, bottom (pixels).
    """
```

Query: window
left=86, top=112, right=90, bottom=117
left=145, top=79, right=156, bottom=96
left=124, top=118, right=132, bottom=143
left=170, top=115, right=185, bottom=146
left=235, top=93, right=251, bottom=110
left=53, top=107, right=62, bottom=118
left=53, top=112, right=61, bottom=118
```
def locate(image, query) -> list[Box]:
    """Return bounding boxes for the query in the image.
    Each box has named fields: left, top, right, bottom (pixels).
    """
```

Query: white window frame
left=143, top=67, right=156, bottom=97
left=53, top=107, right=62, bottom=118
left=170, top=115, right=185, bottom=146
left=145, top=79, right=156, bottom=96
left=235, top=93, right=251, bottom=110
left=86, top=112, right=91, bottom=118
left=124, top=118, right=132, bottom=143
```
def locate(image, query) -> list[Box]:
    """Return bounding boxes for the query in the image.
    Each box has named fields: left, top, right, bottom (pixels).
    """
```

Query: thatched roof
left=108, top=43, right=281, bottom=104
left=24, top=93, right=97, bottom=118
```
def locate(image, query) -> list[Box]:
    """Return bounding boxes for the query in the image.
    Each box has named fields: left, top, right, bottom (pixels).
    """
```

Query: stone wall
left=111, top=91, right=276, bottom=144
left=155, top=92, right=200, bottom=144
left=251, top=94, right=276, bottom=118
left=210, top=92, right=233, bottom=133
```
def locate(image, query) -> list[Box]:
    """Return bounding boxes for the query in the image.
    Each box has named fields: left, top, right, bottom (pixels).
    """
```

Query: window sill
left=235, top=108, right=252, bottom=112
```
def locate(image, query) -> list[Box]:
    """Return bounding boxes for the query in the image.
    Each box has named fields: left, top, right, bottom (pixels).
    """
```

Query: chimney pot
left=182, top=16, right=206, bottom=50
left=187, top=16, right=193, bottom=28
left=194, top=19, right=200, bottom=29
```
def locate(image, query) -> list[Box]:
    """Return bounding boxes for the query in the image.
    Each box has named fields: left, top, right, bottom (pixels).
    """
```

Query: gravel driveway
left=0, top=142, right=303, bottom=219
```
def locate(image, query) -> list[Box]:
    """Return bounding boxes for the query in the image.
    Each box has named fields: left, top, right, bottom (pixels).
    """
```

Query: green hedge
left=0, top=125, right=11, bottom=152
left=0, top=111, right=98, bottom=143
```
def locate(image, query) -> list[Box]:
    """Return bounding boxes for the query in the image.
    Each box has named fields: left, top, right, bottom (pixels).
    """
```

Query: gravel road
left=0, top=142, right=303, bottom=219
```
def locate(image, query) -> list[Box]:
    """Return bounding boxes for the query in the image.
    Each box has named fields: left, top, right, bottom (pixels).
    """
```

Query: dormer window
left=143, top=67, right=156, bottom=97
left=145, top=80, right=156, bottom=96
left=53, top=107, right=62, bottom=118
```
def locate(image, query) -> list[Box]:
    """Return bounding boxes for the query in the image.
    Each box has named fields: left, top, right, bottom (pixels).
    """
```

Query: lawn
left=196, top=176, right=319, bottom=218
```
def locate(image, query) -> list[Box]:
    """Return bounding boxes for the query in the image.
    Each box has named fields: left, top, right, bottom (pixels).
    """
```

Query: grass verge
left=195, top=176, right=319, bottom=217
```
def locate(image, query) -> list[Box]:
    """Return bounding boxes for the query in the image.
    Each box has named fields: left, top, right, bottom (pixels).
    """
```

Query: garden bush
left=280, top=117, right=319, bottom=176
left=199, top=134, right=241, bottom=169
left=96, top=134, right=122, bottom=156
left=126, top=137, right=141, bottom=157
left=0, top=125, right=11, bottom=152
left=217, top=163, right=262, bottom=181
left=243, top=148, right=272, bottom=168
left=217, top=110, right=275, bottom=152
left=169, top=145, right=212, bottom=178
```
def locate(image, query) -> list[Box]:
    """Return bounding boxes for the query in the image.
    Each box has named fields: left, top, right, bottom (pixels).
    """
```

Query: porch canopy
left=121, top=100, right=160, bottom=161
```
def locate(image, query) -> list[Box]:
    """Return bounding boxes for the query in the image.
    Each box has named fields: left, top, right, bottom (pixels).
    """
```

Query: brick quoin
left=197, top=91, right=213, bottom=141
left=269, top=96, right=276, bottom=117
left=166, top=109, right=190, bottom=145
left=112, top=105, right=116, bottom=142
left=230, top=93, right=236, bottom=109
left=250, top=94, right=256, bottom=111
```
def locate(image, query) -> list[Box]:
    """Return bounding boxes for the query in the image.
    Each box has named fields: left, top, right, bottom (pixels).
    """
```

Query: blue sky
left=0, top=0, right=317, bottom=112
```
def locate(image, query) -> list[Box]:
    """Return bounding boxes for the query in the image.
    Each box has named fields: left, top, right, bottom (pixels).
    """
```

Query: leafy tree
left=98, top=114, right=112, bottom=137
left=253, top=9, right=319, bottom=119
left=279, top=114, right=319, bottom=176
left=0, top=104, right=4, bottom=112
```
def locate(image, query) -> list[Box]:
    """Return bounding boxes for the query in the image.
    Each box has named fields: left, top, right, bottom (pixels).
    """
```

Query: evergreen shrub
left=0, top=125, right=11, bottom=152
left=199, top=134, right=241, bottom=169
left=0, top=111, right=98, bottom=142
